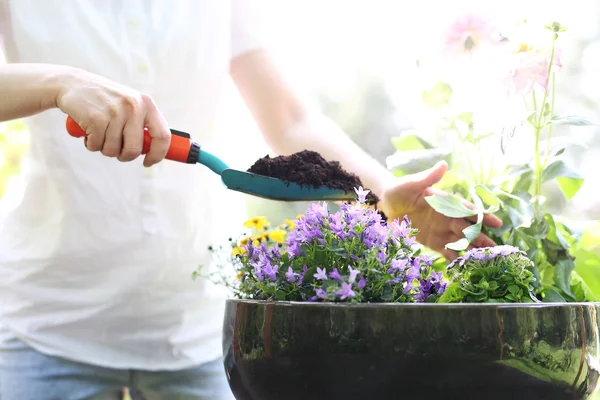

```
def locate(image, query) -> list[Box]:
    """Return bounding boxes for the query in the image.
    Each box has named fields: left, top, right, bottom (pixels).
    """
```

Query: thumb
left=415, top=160, right=447, bottom=188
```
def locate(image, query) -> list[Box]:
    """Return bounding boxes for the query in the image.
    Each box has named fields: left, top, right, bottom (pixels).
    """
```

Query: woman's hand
left=0, top=63, right=170, bottom=167
left=379, top=161, right=503, bottom=261
left=56, top=68, right=170, bottom=167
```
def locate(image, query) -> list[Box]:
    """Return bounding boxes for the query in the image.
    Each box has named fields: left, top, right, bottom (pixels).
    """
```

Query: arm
left=230, top=49, right=394, bottom=198
left=0, top=63, right=70, bottom=122
left=230, top=49, right=504, bottom=260
left=0, top=63, right=170, bottom=166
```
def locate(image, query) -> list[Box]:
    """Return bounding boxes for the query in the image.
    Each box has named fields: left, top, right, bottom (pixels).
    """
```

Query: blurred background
left=1, top=0, right=599, bottom=236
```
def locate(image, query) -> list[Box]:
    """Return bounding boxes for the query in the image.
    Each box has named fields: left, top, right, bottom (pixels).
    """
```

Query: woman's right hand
left=56, top=67, right=170, bottom=167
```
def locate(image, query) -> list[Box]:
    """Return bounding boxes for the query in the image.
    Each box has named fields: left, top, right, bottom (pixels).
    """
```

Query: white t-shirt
left=0, top=0, right=264, bottom=370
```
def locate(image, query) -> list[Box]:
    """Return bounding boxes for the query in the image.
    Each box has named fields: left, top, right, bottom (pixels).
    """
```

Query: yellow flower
left=296, top=214, right=304, bottom=219
left=239, top=237, right=249, bottom=246
left=231, top=246, right=247, bottom=256
left=252, top=239, right=260, bottom=247
left=236, top=271, right=245, bottom=281
left=251, top=232, right=269, bottom=242
left=269, top=229, right=286, bottom=244
left=283, top=219, right=296, bottom=229
left=243, top=216, right=270, bottom=231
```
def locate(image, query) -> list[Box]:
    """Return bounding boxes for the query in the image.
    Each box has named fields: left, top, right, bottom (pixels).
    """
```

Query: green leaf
left=474, top=184, right=501, bottom=212
left=390, top=131, right=434, bottom=151
left=550, top=115, right=598, bottom=126
left=544, top=214, right=570, bottom=249
left=446, top=238, right=470, bottom=251
left=463, top=220, right=482, bottom=243
left=556, top=177, right=584, bottom=201
left=571, top=281, right=586, bottom=302
left=553, top=258, right=576, bottom=300
left=381, top=285, right=393, bottom=301
left=422, top=82, right=453, bottom=109
left=543, top=289, right=566, bottom=302
left=541, top=160, right=584, bottom=200
left=542, top=160, right=583, bottom=182
left=424, top=194, right=478, bottom=218
left=386, top=148, right=452, bottom=174
left=436, top=282, right=466, bottom=303
left=573, top=249, right=600, bottom=301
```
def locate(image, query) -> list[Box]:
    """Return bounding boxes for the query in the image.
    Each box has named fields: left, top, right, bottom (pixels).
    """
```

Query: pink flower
left=505, top=46, right=562, bottom=96
left=444, top=13, right=502, bottom=55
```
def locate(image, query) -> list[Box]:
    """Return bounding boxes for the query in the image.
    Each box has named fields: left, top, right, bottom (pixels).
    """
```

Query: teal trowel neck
left=197, top=149, right=229, bottom=175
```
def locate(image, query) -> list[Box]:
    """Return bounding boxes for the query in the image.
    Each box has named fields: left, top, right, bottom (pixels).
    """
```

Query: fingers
left=83, top=112, right=109, bottom=152
left=429, top=236, right=460, bottom=261
left=60, top=78, right=168, bottom=165
left=118, top=97, right=145, bottom=162
left=141, top=96, right=170, bottom=167
left=102, top=116, right=125, bottom=158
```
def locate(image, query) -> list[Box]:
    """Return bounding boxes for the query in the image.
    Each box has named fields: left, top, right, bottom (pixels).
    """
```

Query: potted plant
left=195, top=16, right=600, bottom=400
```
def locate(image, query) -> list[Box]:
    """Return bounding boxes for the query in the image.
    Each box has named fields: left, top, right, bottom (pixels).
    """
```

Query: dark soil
left=247, top=150, right=381, bottom=207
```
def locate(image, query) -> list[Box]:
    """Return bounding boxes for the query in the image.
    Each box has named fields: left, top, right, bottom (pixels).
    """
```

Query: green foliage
left=389, top=21, right=597, bottom=302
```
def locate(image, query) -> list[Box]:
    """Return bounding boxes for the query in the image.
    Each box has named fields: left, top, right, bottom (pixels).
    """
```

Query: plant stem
left=454, top=123, right=479, bottom=184
left=542, top=72, right=557, bottom=169
left=532, top=33, right=557, bottom=216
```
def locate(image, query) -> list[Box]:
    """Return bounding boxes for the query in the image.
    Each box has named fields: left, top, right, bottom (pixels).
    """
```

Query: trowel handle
left=65, top=116, right=199, bottom=164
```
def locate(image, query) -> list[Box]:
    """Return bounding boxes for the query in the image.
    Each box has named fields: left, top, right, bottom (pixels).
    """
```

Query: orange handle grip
left=65, top=116, right=196, bottom=163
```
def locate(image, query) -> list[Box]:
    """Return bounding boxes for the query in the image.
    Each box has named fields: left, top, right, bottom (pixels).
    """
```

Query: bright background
left=2, top=0, right=600, bottom=231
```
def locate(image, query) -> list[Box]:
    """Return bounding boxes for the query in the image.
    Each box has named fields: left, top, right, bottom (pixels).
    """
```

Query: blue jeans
left=0, top=337, right=235, bottom=400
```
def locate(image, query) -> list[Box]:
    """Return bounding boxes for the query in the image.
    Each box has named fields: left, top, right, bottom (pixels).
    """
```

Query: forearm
left=0, top=63, right=73, bottom=122
left=231, top=50, right=395, bottom=197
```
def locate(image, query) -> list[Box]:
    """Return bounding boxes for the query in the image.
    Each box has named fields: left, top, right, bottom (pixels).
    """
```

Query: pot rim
left=225, top=298, right=599, bottom=308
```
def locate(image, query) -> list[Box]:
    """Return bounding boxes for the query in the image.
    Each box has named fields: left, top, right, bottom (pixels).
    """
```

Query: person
left=0, top=1, right=503, bottom=399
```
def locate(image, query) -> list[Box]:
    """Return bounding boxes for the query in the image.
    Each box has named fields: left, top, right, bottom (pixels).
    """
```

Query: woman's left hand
left=378, top=161, right=503, bottom=261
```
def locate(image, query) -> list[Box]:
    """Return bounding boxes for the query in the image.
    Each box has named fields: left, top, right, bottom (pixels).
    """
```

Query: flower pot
left=223, top=299, right=600, bottom=400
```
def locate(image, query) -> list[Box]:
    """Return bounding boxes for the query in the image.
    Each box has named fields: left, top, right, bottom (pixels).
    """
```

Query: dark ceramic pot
left=222, top=300, right=600, bottom=400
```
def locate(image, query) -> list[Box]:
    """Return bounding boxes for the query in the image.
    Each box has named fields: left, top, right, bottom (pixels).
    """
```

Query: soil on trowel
left=247, top=150, right=387, bottom=220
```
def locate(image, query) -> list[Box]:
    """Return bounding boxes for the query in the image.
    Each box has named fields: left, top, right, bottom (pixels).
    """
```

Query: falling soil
left=247, top=150, right=387, bottom=219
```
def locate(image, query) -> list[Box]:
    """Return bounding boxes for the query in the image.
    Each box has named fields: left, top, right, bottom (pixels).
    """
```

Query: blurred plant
left=388, top=18, right=598, bottom=302
left=0, top=120, right=29, bottom=198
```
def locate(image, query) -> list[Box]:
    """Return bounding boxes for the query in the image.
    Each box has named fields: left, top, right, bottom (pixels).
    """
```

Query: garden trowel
left=65, top=116, right=355, bottom=202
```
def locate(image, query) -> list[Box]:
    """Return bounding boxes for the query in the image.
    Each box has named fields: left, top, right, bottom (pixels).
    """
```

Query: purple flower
left=377, top=251, right=387, bottom=264
left=314, top=267, right=328, bottom=281
left=348, top=266, right=360, bottom=283
left=390, top=218, right=412, bottom=239
left=270, top=246, right=281, bottom=259
left=403, top=236, right=417, bottom=247
left=490, top=245, right=521, bottom=257
left=298, top=265, right=308, bottom=284
left=316, top=287, right=328, bottom=300
left=358, top=277, right=367, bottom=289
left=328, top=212, right=347, bottom=240
left=419, top=255, right=433, bottom=266
left=340, top=203, right=364, bottom=226
left=285, top=266, right=297, bottom=283
left=388, top=258, right=409, bottom=274
left=287, top=241, right=302, bottom=258
left=305, top=202, right=328, bottom=225
left=362, top=222, right=387, bottom=248
left=336, top=282, right=356, bottom=300
left=262, top=262, right=279, bottom=282
left=329, top=268, right=343, bottom=282
left=406, top=263, right=421, bottom=282
left=354, top=186, right=370, bottom=204
left=253, top=263, right=264, bottom=281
